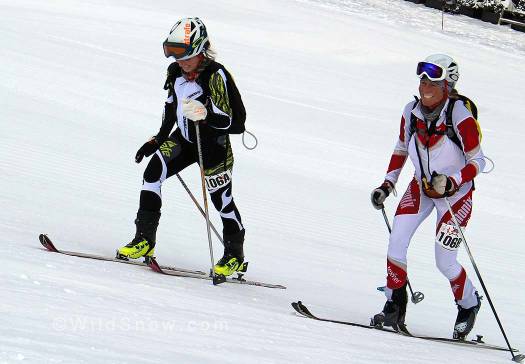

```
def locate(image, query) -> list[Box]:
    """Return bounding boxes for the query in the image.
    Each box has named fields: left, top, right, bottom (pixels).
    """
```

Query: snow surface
left=1, top=0, right=524, bottom=363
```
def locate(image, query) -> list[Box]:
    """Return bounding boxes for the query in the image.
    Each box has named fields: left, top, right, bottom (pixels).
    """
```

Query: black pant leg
left=140, top=133, right=196, bottom=212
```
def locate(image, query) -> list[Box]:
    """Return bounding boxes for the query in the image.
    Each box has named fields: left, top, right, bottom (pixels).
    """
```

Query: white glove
left=425, top=172, right=458, bottom=198
left=182, top=98, right=207, bottom=121
left=431, top=174, right=448, bottom=195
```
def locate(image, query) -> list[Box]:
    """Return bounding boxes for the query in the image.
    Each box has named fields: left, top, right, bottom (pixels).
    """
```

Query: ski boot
left=214, top=230, right=247, bottom=277
left=371, top=282, right=408, bottom=332
left=117, top=210, right=160, bottom=261
left=453, top=292, right=482, bottom=340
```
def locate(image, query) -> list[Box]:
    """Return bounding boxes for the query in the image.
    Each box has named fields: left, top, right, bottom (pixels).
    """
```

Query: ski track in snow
left=1, top=0, right=524, bottom=363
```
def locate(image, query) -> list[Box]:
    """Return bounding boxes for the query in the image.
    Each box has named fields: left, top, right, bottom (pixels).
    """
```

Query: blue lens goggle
left=416, top=62, right=446, bottom=81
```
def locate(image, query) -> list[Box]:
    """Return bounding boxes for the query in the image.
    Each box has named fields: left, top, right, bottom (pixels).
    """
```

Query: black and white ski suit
left=140, top=60, right=244, bottom=237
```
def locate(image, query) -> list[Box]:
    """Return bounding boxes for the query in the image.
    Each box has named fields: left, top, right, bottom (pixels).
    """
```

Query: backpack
left=409, top=93, right=481, bottom=150
left=202, top=64, right=246, bottom=134
left=164, top=61, right=247, bottom=134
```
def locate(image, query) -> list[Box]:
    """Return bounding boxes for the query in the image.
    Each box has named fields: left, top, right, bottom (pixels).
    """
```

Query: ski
left=291, top=301, right=520, bottom=354
left=38, top=234, right=206, bottom=275
left=39, top=234, right=285, bottom=289
left=147, top=256, right=286, bottom=289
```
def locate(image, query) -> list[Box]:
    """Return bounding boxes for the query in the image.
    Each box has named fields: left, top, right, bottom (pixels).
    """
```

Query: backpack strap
left=155, top=63, right=182, bottom=144
left=411, top=94, right=462, bottom=150
left=408, top=96, right=432, bottom=189
left=459, top=94, right=478, bottom=120
left=445, top=97, right=463, bottom=150
left=409, top=96, right=419, bottom=138
left=446, top=94, right=480, bottom=188
left=453, top=94, right=482, bottom=141
left=195, top=60, right=219, bottom=97
left=164, top=62, right=182, bottom=95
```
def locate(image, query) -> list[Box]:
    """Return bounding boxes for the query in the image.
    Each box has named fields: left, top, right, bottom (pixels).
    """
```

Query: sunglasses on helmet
left=416, top=62, right=446, bottom=82
left=163, top=41, right=192, bottom=60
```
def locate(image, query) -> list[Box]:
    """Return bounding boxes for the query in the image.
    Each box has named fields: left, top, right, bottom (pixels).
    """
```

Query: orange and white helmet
left=163, top=17, right=209, bottom=60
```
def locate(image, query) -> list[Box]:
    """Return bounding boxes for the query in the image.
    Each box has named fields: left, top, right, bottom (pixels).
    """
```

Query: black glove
left=371, top=181, right=394, bottom=210
left=135, top=137, right=158, bottom=163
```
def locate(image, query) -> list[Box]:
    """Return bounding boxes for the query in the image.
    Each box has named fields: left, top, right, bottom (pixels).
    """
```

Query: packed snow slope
left=1, top=0, right=524, bottom=363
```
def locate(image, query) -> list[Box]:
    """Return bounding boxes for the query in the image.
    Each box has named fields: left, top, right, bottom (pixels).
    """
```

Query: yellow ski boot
left=117, top=210, right=160, bottom=260
left=214, top=255, right=245, bottom=276
left=117, top=236, right=155, bottom=260
left=213, top=230, right=246, bottom=277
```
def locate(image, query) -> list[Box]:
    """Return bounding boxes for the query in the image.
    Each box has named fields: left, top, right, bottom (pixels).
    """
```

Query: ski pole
left=381, top=207, right=425, bottom=304
left=444, top=198, right=523, bottom=362
left=194, top=121, right=221, bottom=285
left=441, top=4, right=444, bottom=31
left=175, top=172, right=224, bottom=245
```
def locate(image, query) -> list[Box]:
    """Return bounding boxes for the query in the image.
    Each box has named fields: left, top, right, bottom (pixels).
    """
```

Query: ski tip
left=291, top=301, right=306, bottom=316
left=295, top=301, right=311, bottom=315
left=397, top=324, right=412, bottom=336
left=38, top=234, right=59, bottom=252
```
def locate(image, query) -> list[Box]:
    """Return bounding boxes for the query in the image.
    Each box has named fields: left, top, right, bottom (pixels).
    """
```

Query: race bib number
left=436, top=223, right=463, bottom=251
left=205, top=170, right=232, bottom=192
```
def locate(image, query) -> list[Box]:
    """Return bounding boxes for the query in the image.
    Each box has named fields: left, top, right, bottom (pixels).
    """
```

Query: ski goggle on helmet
left=163, top=17, right=209, bottom=60
left=416, top=54, right=459, bottom=85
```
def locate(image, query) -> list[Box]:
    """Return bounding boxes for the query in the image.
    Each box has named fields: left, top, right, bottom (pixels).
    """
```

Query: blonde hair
left=203, top=44, right=216, bottom=61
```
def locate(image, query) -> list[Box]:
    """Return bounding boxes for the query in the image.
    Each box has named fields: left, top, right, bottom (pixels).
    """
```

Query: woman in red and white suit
left=370, top=54, right=486, bottom=339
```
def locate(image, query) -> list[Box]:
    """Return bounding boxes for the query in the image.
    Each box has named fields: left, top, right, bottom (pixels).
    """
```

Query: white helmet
left=419, top=54, right=459, bottom=87
left=163, top=17, right=209, bottom=60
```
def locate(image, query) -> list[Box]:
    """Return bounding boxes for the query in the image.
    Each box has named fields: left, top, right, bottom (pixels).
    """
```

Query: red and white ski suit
left=383, top=98, right=485, bottom=309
